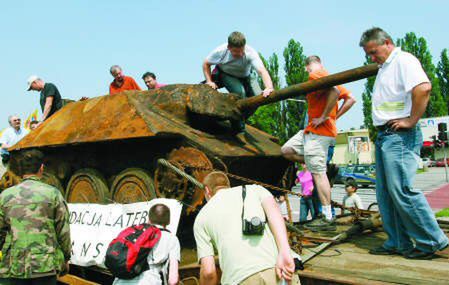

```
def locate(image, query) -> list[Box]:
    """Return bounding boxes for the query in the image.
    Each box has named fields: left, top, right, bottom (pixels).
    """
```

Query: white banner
left=68, top=199, right=182, bottom=268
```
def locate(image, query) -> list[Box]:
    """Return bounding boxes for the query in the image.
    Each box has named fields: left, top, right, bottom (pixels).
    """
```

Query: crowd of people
left=0, top=26, right=448, bottom=285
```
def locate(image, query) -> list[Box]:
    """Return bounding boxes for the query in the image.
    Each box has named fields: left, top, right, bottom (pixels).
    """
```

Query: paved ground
left=332, top=167, right=449, bottom=211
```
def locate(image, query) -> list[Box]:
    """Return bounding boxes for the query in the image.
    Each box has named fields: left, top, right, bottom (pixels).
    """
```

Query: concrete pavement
left=331, top=167, right=449, bottom=211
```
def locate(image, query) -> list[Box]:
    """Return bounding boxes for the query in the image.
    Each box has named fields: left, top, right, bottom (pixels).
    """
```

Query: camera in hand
left=241, top=185, right=266, bottom=236
left=242, top=216, right=265, bottom=235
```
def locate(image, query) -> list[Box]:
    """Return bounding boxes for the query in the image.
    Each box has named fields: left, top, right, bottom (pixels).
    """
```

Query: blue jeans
left=218, top=69, right=262, bottom=132
left=300, top=197, right=315, bottom=222
left=376, top=126, right=448, bottom=253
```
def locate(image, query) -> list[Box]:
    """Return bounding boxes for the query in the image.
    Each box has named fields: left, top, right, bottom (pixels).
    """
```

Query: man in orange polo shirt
left=109, top=65, right=141, bottom=95
left=282, top=55, right=351, bottom=231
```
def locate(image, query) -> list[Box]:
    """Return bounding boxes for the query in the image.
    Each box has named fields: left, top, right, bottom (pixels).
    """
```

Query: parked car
left=435, top=158, right=449, bottom=167
left=342, top=164, right=376, bottom=188
left=334, top=166, right=348, bottom=184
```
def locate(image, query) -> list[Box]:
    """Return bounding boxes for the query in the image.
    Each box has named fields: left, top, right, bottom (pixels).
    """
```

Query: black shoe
left=369, top=246, right=398, bottom=255
left=404, top=249, right=435, bottom=260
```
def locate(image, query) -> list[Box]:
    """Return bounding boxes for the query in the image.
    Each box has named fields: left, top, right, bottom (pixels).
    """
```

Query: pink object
left=155, top=83, right=167, bottom=89
left=298, top=171, right=314, bottom=196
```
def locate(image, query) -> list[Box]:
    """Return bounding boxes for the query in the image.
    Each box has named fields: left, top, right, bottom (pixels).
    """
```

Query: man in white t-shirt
left=359, top=27, right=448, bottom=259
left=194, top=171, right=299, bottom=285
left=0, top=115, right=28, bottom=165
left=113, top=204, right=180, bottom=285
left=202, top=31, right=274, bottom=133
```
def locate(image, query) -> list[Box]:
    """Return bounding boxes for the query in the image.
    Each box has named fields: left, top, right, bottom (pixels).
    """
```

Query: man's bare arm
left=168, top=258, right=179, bottom=285
left=199, top=256, right=218, bottom=285
left=336, top=96, right=356, bottom=119
left=42, top=96, right=54, bottom=121
left=256, top=66, right=274, bottom=97
left=202, top=60, right=218, bottom=89
left=389, top=82, right=431, bottom=130
left=311, top=87, right=339, bottom=128
left=262, top=195, right=294, bottom=281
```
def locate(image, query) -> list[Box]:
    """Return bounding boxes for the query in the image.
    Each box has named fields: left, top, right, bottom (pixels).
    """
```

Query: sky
left=1, top=0, right=448, bottom=132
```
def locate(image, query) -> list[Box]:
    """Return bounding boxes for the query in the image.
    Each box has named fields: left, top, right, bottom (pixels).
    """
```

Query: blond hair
left=202, top=171, right=230, bottom=194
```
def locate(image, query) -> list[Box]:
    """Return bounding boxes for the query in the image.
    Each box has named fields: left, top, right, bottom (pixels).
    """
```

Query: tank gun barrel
left=237, top=63, right=379, bottom=111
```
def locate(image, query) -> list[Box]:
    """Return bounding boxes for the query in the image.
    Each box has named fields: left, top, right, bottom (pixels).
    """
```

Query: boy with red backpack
left=111, top=204, right=180, bottom=285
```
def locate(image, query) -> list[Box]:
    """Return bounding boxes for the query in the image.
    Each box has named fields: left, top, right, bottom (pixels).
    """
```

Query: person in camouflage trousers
left=0, top=149, right=71, bottom=285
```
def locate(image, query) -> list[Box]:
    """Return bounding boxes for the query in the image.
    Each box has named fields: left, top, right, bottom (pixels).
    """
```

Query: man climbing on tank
left=202, top=31, right=274, bottom=134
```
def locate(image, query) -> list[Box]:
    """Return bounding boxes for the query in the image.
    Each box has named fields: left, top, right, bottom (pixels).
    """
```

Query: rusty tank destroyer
left=2, top=64, right=379, bottom=284
left=3, top=63, right=378, bottom=215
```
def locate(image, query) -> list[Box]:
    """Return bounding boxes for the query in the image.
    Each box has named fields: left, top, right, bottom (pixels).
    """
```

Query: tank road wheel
left=0, top=170, right=21, bottom=191
left=155, top=147, right=214, bottom=214
left=111, top=168, right=156, bottom=204
left=65, top=168, right=110, bottom=204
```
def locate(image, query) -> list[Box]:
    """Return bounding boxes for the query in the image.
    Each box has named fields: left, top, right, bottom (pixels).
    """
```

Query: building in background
left=332, top=129, right=374, bottom=165
left=419, top=116, right=449, bottom=161
left=333, top=116, right=449, bottom=166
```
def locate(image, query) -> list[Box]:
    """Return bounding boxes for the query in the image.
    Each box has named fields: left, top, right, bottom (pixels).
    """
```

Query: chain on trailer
left=157, top=159, right=378, bottom=218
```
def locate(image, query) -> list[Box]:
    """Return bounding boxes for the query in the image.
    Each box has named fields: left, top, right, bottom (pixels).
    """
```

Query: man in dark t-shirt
left=27, top=75, right=62, bottom=126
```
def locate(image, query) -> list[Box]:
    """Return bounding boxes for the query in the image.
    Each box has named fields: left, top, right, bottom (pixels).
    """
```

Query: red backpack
left=105, top=224, right=162, bottom=279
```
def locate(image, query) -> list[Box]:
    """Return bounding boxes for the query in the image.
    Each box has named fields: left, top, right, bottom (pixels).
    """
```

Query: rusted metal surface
left=238, top=63, right=379, bottom=111
left=111, top=168, right=156, bottom=203
left=66, top=168, right=110, bottom=203
left=12, top=92, right=152, bottom=149
left=0, top=170, right=21, bottom=191
left=11, top=85, right=281, bottom=157
left=58, top=274, right=100, bottom=285
left=186, top=87, right=242, bottom=120
left=185, top=64, right=379, bottom=120
left=155, top=147, right=212, bottom=214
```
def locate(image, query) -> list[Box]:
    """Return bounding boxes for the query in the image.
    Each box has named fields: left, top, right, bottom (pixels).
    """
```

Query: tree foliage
left=282, top=40, right=309, bottom=143
left=249, top=39, right=308, bottom=144
left=437, top=49, right=449, bottom=114
left=249, top=53, right=282, bottom=137
left=397, top=32, right=447, bottom=117
left=360, top=58, right=377, bottom=141
left=362, top=32, right=448, bottom=141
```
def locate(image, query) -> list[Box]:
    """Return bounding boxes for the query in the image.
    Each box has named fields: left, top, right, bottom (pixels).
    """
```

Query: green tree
left=437, top=49, right=449, bottom=114
left=249, top=39, right=308, bottom=144
left=397, top=32, right=447, bottom=117
left=360, top=58, right=377, bottom=141
left=281, top=39, right=308, bottom=143
left=248, top=53, right=282, bottom=137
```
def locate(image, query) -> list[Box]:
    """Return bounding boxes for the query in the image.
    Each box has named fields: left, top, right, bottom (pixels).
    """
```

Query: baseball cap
left=27, top=75, right=39, bottom=91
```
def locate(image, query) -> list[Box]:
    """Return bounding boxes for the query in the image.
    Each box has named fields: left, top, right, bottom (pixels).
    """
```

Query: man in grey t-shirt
left=203, top=31, right=274, bottom=133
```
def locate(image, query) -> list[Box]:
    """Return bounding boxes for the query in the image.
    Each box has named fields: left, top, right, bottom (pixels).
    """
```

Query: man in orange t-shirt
left=109, top=65, right=141, bottom=95
left=282, top=55, right=351, bottom=231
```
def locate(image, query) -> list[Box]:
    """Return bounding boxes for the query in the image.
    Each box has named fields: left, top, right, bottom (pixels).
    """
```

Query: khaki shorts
left=283, top=130, right=335, bottom=174
left=240, top=267, right=301, bottom=285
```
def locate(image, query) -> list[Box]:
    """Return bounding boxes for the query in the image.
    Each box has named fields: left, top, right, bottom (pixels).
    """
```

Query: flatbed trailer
left=60, top=220, right=449, bottom=285
left=297, top=222, right=449, bottom=285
